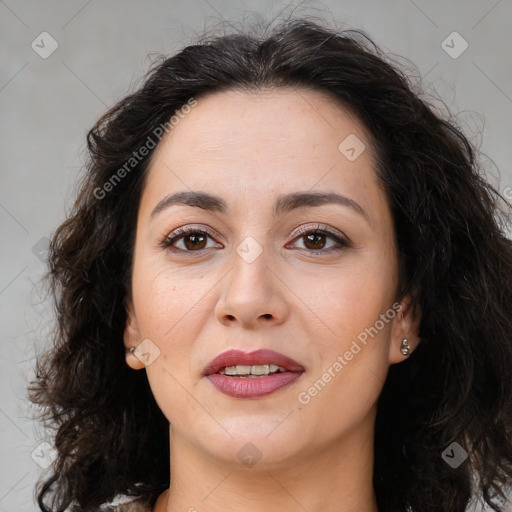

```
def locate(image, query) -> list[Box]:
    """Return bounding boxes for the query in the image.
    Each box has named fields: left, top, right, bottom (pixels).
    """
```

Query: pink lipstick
left=203, top=349, right=305, bottom=399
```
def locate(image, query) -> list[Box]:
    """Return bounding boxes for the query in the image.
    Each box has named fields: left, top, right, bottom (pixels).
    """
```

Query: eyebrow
left=150, top=190, right=370, bottom=223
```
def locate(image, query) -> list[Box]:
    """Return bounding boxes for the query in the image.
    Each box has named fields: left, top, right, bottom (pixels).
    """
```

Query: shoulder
left=64, top=494, right=152, bottom=511
left=104, top=497, right=152, bottom=512
left=108, top=501, right=151, bottom=512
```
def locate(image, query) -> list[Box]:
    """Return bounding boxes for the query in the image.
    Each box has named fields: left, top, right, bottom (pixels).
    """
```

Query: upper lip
left=203, top=349, right=305, bottom=376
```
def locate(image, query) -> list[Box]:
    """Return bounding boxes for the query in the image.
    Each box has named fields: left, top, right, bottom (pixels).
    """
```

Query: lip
left=202, top=349, right=305, bottom=376
left=203, top=349, right=305, bottom=399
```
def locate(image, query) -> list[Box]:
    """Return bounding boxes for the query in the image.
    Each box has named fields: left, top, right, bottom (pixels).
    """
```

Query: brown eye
left=288, top=225, right=351, bottom=254
left=302, top=232, right=328, bottom=250
left=181, top=233, right=208, bottom=251
left=161, top=227, right=221, bottom=252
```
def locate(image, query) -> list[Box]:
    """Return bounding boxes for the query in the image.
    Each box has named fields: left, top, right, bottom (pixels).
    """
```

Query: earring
left=400, top=338, right=412, bottom=356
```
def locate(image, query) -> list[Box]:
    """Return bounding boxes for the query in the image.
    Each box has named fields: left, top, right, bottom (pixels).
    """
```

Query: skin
left=123, top=87, right=421, bottom=512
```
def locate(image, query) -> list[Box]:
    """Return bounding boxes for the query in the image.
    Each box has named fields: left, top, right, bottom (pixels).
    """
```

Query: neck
left=157, top=417, right=379, bottom=512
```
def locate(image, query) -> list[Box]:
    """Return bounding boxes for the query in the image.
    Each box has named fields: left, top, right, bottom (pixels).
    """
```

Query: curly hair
left=29, top=15, right=512, bottom=512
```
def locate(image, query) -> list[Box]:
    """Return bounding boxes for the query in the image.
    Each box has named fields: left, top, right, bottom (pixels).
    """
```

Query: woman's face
left=124, top=88, right=419, bottom=469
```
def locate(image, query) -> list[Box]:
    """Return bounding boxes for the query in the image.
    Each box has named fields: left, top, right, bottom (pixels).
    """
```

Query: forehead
left=141, top=87, right=387, bottom=221
left=152, top=87, right=374, bottom=161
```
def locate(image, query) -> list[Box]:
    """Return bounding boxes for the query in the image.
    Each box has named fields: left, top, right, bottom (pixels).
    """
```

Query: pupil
left=186, top=234, right=206, bottom=250
left=305, top=233, right=325, bottom=250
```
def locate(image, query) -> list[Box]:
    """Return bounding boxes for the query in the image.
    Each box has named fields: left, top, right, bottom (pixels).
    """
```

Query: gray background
left=1, top=0, right=511, bottom=510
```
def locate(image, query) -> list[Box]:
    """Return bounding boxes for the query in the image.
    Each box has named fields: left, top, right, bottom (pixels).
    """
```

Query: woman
left=29, top=15, right=512, bottom=512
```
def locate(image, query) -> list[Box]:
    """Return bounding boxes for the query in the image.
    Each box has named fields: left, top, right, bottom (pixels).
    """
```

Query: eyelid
left=290, top=223, right=350, bottom=244
left=160, top=222, right=351, bottom=252
left=159, top=224, right=222, bottom=248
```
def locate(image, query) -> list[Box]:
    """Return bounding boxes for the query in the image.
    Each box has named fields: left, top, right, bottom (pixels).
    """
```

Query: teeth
left=219, top=364, right=287, bottom=376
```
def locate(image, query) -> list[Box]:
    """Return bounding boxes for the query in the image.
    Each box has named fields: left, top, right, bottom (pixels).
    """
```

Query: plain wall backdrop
left=1, top=0, right=511, bottom=510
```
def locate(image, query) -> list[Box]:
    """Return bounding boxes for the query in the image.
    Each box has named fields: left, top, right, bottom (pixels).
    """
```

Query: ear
left=388, top=293, right=422, bottom=365
left=123, top=298, right=145, bottom=370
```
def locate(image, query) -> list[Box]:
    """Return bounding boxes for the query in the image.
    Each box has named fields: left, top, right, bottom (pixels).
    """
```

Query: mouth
left=203, top=349, right=305, bottom=399
left=217, top=363, right=289, bottom=377
left=202, top=349, right=305, bottom=376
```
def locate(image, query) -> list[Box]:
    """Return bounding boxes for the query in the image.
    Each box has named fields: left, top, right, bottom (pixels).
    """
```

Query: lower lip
left=206, top=372, right=303, bottom=399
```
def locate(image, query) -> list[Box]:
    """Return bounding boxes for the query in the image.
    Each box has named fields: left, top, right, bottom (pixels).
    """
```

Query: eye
left=160, top=223, right=350, bottom=255
left=160, top=226, right=222, bottom=252
left=287, top=224, right=351, bottom=253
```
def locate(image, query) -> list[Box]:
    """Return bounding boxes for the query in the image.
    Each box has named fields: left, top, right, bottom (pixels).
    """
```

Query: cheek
left=301, top=250, right=397, bottom=351
left=131, top=250, right=208, bottom=340
left=131, top=261, right=210, bottom=419
left=293, top=252, right=397, bottom=418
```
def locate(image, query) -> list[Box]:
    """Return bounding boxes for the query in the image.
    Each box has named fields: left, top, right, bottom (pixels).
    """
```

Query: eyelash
left=159, top=224, right=351, bottom=255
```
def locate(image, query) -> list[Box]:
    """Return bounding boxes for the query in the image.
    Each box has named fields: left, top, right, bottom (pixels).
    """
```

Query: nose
left=214, top=239, right=289, bottom=329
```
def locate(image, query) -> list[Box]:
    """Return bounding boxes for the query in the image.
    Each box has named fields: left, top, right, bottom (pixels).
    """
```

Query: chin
left=198, top=425, right=305, bottom=468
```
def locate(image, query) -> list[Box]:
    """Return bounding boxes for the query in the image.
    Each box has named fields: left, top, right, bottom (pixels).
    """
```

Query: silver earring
left=400, top=338, right=411, bottom=356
